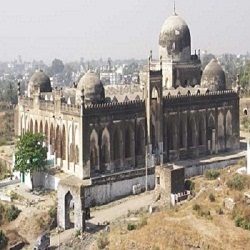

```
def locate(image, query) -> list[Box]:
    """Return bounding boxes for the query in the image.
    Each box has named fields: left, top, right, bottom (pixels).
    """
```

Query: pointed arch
left=125, top=124, right=135, bottom=158
left=39, top=120, right=43, bottom=134
left=113, top=126, right=122, bottom=160
left=187, top=115, right=196, bottom=147
left=179, top=116, right=186, bottom=148
left=226, top=110, right=232, bottom=136
left=90, top=129, right=99, bottom=172
left=35, top=120, right=38, bottom=133
left=56, top=125, right=61, bottom=158
left=218, top=111, right=224, bottom=137
left=45, top=121, right=49, bottom=146
left=198, top=115, right=206, bottom=146
left=168, top=117, right=176, bottom=150
left=21, top=115, right=24, bottom=135
left=50, top=124, right=55, bottom=153
left=74, top=126, right=79, bottom=164
left=30, top=119, right=33, bottom=133
left=69, top=125, right=74, bottom=163
left=101, top=127, right=110, bottom=172
left=62, top=124, right=66, bottom=160
left=136, top=123, right=145, bottom=155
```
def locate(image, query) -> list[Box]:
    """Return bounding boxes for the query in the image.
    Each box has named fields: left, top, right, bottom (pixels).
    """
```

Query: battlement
left=163, top=89, right=238, bottom=106
left=83, top=99, right=145, bottom=115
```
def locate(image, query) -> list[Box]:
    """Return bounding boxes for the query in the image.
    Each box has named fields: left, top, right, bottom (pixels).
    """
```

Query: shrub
left=75, top=229, right=81, bottom=237
left=48, top=204, right=57, bottom=219
left=227, top=175, right=244, bottom=191
left=205, top=169, right=220, bottom=180
left=97, top=232, right=109, bottom=249
left=137, top=217, right=147, bottom=229
left=209, top=193, right=215, bottom=202
left=5, top=205, right=21, bottom=222
left=36, top=217, right=45, bottom=229
left=216, top=207, right=224, bottom=215
left=127, top=223, right=137, bottom=231
left=193, top=204, right=201, bottom=211
left=234, top=215, right=244, bottom=227
left=0, top=230, right=8, bottom=249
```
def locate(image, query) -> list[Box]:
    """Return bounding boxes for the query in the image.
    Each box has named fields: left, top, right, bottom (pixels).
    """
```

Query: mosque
left=15, top=10, right=239, bottom=230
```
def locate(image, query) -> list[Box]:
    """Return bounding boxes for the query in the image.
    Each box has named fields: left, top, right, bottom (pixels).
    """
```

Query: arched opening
left=45, top=121, right=49, bottom=146
left=39, top=121, right=43, bottom=134
left=101, top=128, right=110, bottom=172
left=199, top=116, right=206, bottom=146
left=90, top=146, right=99, bottom=173
left=64, top=191, right=74, bottom=229
left=167, top=120, right=175, bottom=150
left=35, top=120, right=38, bottom=133
left=150, top=120, right=156, bottom=153
left=56, top=125, right=61, bottom=158
left=244, top=109, right=248, bottom=116
left=208, top=114, right=215, bottom=146
left=187, top=116, right=196, bottom=147
left=113, top=127, right=121, bottom=160
left=136, top=124, right=145, bottom=155
left=125, top=125, right=134, bottom=158
left=179, top=118, right=186, bottom=148
left=75, top=145, right=79, bottom=165
left=30, top=119, right=33, bottom=133
left=50, top=124, right=55, bottom=153
left=90, top=129, right=99, bottom=173
left=62, top=125, right=66, bottom=160
left=218, top=112, right=224, bottom=138
left=226, top=110, right=232, bottom=136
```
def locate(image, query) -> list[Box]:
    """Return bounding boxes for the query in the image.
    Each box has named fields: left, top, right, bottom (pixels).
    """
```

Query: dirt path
left=49, top=191, right=155, bottom=249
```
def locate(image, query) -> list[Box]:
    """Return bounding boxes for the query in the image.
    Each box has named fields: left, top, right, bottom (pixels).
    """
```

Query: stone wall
left=84, top=174, right=155, bottom=207
left=184, top=155, right=245, bottom=179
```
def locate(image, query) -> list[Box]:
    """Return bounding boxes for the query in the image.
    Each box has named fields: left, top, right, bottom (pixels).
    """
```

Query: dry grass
left=93, top=165, right=250, bottom=250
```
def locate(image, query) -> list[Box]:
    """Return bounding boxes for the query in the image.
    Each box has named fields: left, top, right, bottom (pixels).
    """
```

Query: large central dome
left=159, top=13, right=191, bottom=61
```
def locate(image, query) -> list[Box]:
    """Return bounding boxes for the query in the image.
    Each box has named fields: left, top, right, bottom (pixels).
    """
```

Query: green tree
left=14, top=133, right=47, bottom=189
left=240, top=60, right=250, bottom=89
left=0, top=230, right=8, bottom=249
left=51, top=58, right=64, bottom=75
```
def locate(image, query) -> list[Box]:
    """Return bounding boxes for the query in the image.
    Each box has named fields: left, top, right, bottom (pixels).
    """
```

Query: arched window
left=136, top=124, right=145, bottom=155
left=62, top=125, right=66, bottom=160
left=113, top=127, right=121, bottom=160
left=35, top=120, right=38, bottom=133
left=30, top=119, right=33, bottom=133
left=187, top=116, right=196, bottom=147
left=199, top=116, right=205, bottom=146
left=125, top=125, right=134, bottom=158
left=56, top=125, right=61, bottom=158
left=39, top=121, right=43, bottom=134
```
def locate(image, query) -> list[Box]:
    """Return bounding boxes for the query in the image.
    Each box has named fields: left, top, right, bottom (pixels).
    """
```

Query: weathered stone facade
left=14, top=10, right=240, bottom=230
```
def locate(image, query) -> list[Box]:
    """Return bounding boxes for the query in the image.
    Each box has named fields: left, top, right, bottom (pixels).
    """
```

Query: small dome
left=159, top=13, right=191, bottom=61
left=28, top=69, right=52, bottom=97
left=77, top=70, right=105, bottom=104
left=201, top=59, right=226, bottom=91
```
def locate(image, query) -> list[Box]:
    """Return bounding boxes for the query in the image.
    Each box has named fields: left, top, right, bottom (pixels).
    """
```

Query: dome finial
left=173, top=0, right=176, bottom=15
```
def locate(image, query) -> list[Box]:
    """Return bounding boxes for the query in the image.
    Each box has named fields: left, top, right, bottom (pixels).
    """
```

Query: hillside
left=90, top=164, right=250, bottom=250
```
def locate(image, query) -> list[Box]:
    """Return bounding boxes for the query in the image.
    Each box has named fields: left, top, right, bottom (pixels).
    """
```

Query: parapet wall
left=163, top=90, right=238, bottom=107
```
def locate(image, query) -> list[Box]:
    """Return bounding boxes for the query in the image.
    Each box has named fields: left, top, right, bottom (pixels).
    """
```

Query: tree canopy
left=14, top=132, right=47, bottom=175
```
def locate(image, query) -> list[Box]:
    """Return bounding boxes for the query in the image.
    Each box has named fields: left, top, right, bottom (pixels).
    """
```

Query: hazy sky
left=0, top=0, right=249, bottom=63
